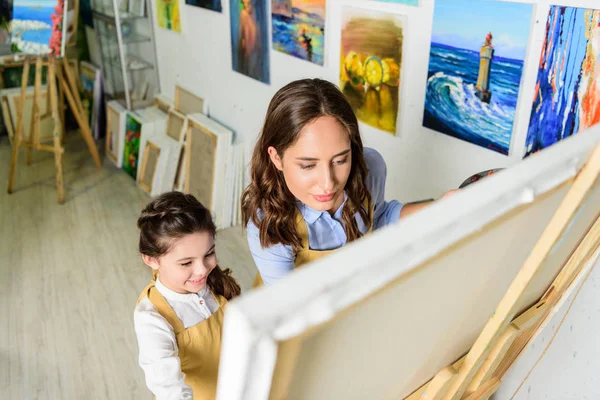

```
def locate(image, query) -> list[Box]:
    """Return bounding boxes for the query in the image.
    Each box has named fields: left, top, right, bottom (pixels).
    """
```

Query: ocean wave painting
left=423, top=0, right=533, bottom=155
left=525, top=6, right=600, bottom=158
left=272, top=0, right=325, bottom=65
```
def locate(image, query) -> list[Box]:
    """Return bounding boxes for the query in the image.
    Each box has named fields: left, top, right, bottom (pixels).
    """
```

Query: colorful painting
left=525, top=7, right=600, bottom=157
left=272, top=0, right=325, bottom=65
left=340, top=7, right=404, bottom=135
left=230, top=0, right=270, bottom=83
left=423, top=0, right=533, bottom=155
left=80, top=62, right=104, bottom=140
left=186, top=0, right=222, bottom=13
left=156, top=0, right=181, bottom=33
left=123, top=113, right=142, bottom=179
left=12, top=0, right=62, bottom=54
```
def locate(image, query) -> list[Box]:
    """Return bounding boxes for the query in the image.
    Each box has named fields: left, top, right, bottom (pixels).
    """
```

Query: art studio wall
left=149, top=0, right=599, bottom=202
left=147, top=0, right=600, bottom=396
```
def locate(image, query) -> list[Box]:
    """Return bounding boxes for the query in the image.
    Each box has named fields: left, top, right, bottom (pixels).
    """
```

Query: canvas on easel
left=216, top=125, right=600, bottom=400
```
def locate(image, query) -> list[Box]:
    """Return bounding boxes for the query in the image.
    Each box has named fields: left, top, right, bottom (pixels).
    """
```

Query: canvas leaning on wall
left=423, top=0, right=533, bottom=155
left=525, top=6, right=600, bottom=157
left=340, top=7, right=404, bottom=135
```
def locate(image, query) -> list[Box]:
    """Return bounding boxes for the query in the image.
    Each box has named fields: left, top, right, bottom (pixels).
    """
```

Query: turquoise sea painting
left=13, top=0, right=57, bottom=54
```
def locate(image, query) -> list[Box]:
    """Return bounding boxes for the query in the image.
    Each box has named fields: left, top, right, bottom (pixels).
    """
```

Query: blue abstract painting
left=230, top=0, right=270, bottom=83
left=423, top=0, right=533, bottom=155
left=525, top=6, right=600, bottom=157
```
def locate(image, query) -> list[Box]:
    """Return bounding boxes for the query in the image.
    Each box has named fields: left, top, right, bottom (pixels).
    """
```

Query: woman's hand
left=438, top=188, right=461, bottom=200
left=399, top=188, right=461, bottom=219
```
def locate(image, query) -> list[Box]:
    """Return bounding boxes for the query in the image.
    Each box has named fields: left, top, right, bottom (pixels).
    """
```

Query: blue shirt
left=247, top=148, right=403, bottom=285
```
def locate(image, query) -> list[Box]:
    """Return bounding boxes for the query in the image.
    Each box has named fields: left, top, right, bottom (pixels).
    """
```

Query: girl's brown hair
left=241, top=78, right=371, bottom=252
left=138, top=192, right=241, bottom=300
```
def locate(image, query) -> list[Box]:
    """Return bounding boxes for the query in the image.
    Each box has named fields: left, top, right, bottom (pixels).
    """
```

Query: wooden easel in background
left=6, top=55, right=101, bottom=204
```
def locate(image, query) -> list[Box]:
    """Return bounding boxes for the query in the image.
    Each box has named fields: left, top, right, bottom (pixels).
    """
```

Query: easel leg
left=58, top=58, right=102, bottom=168
left=58, top=72, right=66, bottom=145
left=26, top=58, right=43, bottom=165
left=48, top=59, right=65, bottom=204
left=7, top=62, right=31, bottom=194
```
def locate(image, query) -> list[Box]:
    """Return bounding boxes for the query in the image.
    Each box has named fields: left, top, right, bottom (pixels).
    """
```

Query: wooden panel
left=166, top=110, right=185, bottom=142
left=186, top=122, right=217, bottom=208
left=106, top=105, right=120, bottom=163
left=2, top=96, right=14, bottom=141
left=139, top=142, right=160, bottom=192
left=175, top=85, right=205, bottom=115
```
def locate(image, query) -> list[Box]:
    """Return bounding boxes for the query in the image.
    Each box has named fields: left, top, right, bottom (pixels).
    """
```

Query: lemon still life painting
left=340, top=7, right=404, bottom=135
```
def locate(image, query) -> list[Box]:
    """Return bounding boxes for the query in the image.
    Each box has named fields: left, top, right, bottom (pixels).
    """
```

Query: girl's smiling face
left=142, top=232, right=217, bottom=294
left=268, top=116, right=352, bottom=214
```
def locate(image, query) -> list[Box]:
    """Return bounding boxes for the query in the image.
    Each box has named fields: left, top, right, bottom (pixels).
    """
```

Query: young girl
left=242, top=78, right=456, bottom=286
left=134, top=191, right=241, bottom=400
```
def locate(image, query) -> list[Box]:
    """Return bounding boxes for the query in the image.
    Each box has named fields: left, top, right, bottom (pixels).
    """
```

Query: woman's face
left=268, top=116, right=352, bottom=214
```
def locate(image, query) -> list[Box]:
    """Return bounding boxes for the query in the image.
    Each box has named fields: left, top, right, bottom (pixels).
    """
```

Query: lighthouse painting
left=423, top=0, right=533, bottom=155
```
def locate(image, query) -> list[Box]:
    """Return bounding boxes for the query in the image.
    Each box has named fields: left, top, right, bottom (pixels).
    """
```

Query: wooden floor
left=0, top=134, right=256, bottom=399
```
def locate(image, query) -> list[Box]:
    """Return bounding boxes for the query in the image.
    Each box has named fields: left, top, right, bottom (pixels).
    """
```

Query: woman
left=241, top=78, right=454, bottom=285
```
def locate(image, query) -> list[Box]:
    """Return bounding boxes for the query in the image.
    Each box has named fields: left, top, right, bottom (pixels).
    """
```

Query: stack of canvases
left=176, top=112, right=246, bottom=229
left=104, top=99, right=173, bottom=195
left=104, top=85, right=245, bottom=229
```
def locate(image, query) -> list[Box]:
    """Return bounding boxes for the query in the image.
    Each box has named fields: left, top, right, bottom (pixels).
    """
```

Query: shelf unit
left=91, top=0, right=159, bottom=110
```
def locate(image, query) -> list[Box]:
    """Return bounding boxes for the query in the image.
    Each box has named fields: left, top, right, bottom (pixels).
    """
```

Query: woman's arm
left=399, top=189, right=460, bottom=219
left=246, top=220, right=295, bottom=285
left=134, top=299, right=193, bottom=400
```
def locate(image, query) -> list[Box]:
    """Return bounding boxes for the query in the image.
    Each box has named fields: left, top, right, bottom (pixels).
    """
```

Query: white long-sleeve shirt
left=134, top=277, right=219, bottom=400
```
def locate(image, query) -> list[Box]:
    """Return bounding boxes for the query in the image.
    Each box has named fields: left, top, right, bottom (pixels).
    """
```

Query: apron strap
left=294, top=196, right=374, bottom=250
left=146, top=284, right=186, bottom=335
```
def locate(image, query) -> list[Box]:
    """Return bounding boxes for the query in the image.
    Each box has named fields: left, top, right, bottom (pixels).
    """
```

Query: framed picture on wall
left=186, top=0, right=222, bottom=13
left=524, top=6, right=600, bottom=157
left=422, top=0, right=533, bottom=155
left=340, top=7, right=405, bottom=136
left=272, top=0, right=325, bottom=66
left=229, top=0, right=270, bottom=84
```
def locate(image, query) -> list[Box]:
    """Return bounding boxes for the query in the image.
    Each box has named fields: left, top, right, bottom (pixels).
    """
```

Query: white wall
left=151, top=0, right=598, bottom=201
left=494, top=254, right=600, bottom=400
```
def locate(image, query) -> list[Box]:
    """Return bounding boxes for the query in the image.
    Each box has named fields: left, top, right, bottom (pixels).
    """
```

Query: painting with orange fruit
left=340, top=7, right=404, bottom=135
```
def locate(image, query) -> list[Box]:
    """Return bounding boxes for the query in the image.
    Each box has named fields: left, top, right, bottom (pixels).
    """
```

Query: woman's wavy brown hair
left=241, top=78, right=371, bottom=252
left=138, top=192, right=241, bottom=300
